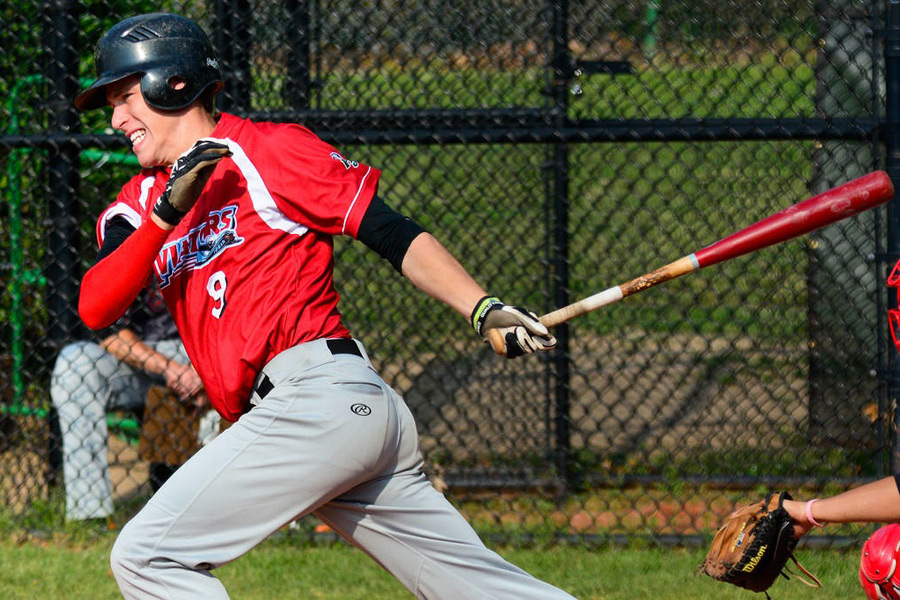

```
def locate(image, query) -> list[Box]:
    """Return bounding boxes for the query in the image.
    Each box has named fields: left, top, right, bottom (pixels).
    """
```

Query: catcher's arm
left=783, top=475, right=900, bottom=538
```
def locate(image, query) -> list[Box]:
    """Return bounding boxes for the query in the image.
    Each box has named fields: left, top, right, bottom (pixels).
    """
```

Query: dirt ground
left=396, top=331, right=819, bottom=467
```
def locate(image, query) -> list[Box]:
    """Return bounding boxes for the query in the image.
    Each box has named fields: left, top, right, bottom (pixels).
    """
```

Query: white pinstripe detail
left=99, top=176, right=155, bottom=242
left=342, top=166, right=373, bottom=235
left=217, top=137, right=308, bottom=237
left=137, top=175, right=155, bottom=211
left=99, top=203, right=142, bottom=242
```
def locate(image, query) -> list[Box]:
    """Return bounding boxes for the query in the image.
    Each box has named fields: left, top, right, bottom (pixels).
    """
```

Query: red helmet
left=860, top=524, right=900, bottom=600
left=888, top=261, right=900, bottom=355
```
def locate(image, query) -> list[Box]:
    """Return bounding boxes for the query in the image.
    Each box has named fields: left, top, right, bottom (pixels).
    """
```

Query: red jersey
left=96, top=113, right=381, bottom=421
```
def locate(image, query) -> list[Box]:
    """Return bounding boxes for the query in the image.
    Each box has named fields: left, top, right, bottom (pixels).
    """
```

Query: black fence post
left=43, top=0, right=81, bottom=351
left=214, top=0, right=252, bottom=114
left=548, top=0, right=572, bottom=487
left=884, top=0, right=900, bottom=473
left=287, top=0, right=313, bottom=110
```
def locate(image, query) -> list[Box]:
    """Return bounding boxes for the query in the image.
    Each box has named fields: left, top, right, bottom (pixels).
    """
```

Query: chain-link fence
left=1, top=0, right=897, bottom=545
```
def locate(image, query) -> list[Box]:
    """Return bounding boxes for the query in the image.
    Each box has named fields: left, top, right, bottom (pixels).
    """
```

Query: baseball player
left=75, top=12, right=571, bottom=600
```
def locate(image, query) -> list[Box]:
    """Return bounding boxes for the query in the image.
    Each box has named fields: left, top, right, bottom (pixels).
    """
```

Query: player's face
left=105, top=76, right=190, bottom=168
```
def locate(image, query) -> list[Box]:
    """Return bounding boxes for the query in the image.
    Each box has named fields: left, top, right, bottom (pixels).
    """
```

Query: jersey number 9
left=207, top=271, right=228, bottom=318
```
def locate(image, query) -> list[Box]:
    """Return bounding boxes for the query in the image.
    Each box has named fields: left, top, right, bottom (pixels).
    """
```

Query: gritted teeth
left=129, top=130, right=146, bottom=144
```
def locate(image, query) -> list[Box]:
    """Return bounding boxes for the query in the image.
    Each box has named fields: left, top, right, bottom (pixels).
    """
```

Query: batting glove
left=153, top=139, right=232, bottom=225
left=471, top=295, right=557, bottom=358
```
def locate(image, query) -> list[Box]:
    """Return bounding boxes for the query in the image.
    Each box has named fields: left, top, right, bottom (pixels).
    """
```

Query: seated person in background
left=51, top=283, right=205, bottom=522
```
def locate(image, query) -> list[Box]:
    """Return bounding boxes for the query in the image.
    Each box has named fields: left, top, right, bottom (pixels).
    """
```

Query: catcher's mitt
left=698, top=491, right=821, bottom=597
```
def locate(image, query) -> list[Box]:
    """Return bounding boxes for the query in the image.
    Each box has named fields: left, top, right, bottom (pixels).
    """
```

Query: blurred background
left=0, top=0, right=897, bottom=547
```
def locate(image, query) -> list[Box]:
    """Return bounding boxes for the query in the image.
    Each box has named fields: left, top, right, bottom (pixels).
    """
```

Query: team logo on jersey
left=155, top=205, right=245, bottom=287
left=330, top=151, right=359, bottom=170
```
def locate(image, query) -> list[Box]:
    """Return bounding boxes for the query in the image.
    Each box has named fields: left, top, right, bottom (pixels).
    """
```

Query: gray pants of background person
left=51, top=339, right=188, bottom=521
left=110, top=339, right=575, bottom=599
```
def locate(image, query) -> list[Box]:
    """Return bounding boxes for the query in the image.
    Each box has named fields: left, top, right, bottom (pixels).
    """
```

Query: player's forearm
left=400, top=233, right=488, bottom=318
left=784, top=476, right=900, bottom=526
left=79, top=219, right=170, bottom=329
left=100, top=329, right=171, bottom=377
left=810, top=477, right=900, bottom=524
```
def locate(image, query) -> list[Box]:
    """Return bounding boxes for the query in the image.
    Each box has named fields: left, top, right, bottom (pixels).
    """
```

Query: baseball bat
left=488, top=170, right=895, bottom=354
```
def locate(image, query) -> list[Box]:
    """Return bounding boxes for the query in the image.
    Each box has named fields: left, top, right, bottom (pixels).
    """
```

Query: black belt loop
left=255, top=374, right=274, bottom=400
left=326, top=337, right=362, bottom=358
left=253, top=339, right=361, bottom=402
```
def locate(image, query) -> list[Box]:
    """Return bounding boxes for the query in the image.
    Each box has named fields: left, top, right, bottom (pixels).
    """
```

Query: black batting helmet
left=74, top=13, right=223, bottom=112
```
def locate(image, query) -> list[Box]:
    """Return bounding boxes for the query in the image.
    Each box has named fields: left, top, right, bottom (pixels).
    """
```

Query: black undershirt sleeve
left=357, top=195, right=427, bottom=273
left=89, top=216, right=140, bottom=340
left=95, top=216, right=137, bottom=264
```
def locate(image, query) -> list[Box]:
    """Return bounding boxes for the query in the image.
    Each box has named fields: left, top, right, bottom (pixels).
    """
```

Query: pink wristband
left=805, top=499, right=824, bottom=528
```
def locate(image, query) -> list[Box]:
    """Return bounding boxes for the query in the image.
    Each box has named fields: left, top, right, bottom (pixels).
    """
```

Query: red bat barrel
left=693, top=171, right=895, bottom=269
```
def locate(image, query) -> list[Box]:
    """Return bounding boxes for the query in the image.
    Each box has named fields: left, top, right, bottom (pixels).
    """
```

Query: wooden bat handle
left=541, top=255, right=698, bottom=328
left=487, top=328, right=505, bottom=355
left=486, top=256, right=696, bottom=355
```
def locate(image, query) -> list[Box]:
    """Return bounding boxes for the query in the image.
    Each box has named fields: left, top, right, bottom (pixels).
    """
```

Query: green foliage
left=0, top=1, right=41, bottom=100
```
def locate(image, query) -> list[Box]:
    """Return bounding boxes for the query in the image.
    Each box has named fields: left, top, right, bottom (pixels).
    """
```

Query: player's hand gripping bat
left=488, top=170, right=895, bottom=355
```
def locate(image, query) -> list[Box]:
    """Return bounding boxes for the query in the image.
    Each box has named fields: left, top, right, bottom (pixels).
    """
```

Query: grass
left=0, top=529, right=863, bottom=599
left=301, top=56, right=818, bottom=117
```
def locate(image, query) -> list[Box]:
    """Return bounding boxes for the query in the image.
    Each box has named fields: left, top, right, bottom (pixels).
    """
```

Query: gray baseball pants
left=51, top=339, right=188, bottom=521
left=110, top=338, right=575, bottom=599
